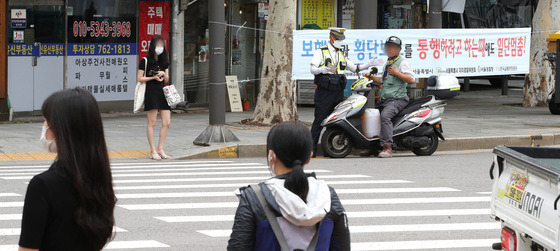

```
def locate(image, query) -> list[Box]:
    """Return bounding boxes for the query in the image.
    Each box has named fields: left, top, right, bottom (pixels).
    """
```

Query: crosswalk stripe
left=351, top=239, right=499, bottom=250
left=110, top=170, right=331, bottom=178
left=111, top=166, right=267, bottom=173
left=114, top=180, right=413, bottom=190
left=0, top=161, right=234, bottom=169
left=349, top=222, right=500, bottom=233
left=0, top=166, right=269, bottom=174
left=119, top=202, right=239, bottom=210
left=154, top=209, right=491, bottom=223
left=105, top=240, right=170, bottom=249
left=110, top=160, right=234, bottom=166
left=342, top=196, right=490, bottom=205
left=0, top=241, right=171, bottom=250
left=477, top=192, right=492, bottom=195
left=0, top=193, right=20, bottom=197
left=0, top=227, right=127, bottom=236
left=109, top=163, right=261, bottom=170
left=0, top=202, right=24, bottom=208
left=112, top=175, right=370, bottom=184
left=1, top=170, right=333, bottom=180
left=0, top=162, right=260, bottom=173
left=336, top=187, right=460, bottom=193
left=118, top=196, right=490, bottom=210
left=0, top=214, right=21, bottom=221
left=115, top=187, right=459, bottom=199
left=196, top=222, right=500, bottom=237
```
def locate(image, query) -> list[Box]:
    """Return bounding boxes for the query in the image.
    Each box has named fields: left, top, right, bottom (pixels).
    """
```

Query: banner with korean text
left=139, top=0, right=170, bottom=59
left=292, top=28, right=531, bottom=80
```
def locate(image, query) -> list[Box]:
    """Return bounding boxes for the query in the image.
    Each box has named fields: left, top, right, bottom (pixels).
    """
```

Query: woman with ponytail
left=228, top=121, right=350, bottom=251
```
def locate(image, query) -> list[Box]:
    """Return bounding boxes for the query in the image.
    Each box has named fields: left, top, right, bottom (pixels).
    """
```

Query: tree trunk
left=247, top=0, right=297, bottom=125
left=524, top=0, right=560, bottom=107
left=413, top=0, right=424, bottom=29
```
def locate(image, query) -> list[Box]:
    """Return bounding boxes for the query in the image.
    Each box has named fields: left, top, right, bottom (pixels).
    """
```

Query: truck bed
left=491, top=146, right=560, bottom=250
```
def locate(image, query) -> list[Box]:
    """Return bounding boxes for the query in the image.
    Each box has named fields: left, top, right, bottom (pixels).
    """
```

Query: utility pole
left=354, top=0, right=377, bottom=29
left=194, top=0, right=239, bottom=146
left=170, top=0, right=185, bottom=100
left=427, top=0, right=442, bottom=28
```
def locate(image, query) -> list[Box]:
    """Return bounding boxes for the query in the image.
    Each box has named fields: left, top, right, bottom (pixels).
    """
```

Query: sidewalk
left=1, top=80, right=559, bottom=160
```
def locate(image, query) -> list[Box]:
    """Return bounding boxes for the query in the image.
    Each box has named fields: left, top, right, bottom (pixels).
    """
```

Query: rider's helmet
left=385, top=36, right=402, bottom=48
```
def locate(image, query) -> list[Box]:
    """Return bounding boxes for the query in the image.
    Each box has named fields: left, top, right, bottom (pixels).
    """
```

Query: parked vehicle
left=490, top=145, right=560, bottom=251
left=320, top=70, right=456, bottom=158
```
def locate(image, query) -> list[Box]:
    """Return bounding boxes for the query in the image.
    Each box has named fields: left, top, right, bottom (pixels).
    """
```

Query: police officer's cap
left=329, top=27, right=346, bottom=40
left=385, top=36, right=402, bottom=48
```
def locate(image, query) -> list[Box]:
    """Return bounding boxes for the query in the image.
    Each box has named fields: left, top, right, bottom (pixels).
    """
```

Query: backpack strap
left=251, top=184, right=322, bottom=251
left=306, top=220, right=322, bottom=251
left=251, top=184, right=290, bottom=251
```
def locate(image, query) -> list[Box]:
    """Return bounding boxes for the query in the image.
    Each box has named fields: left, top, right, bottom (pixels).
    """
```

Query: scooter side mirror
left=370, top=67, right=378, bottom=75
left=427, top=75, right=438, bottom=87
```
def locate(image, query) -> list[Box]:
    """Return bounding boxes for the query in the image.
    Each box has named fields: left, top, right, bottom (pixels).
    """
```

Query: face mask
left=332, top=39, right=343, bottom=49
left=155, top=46, right=164, bottom=55
left=40, top=125, right=57, bottom=153
left=267, top=152, right=276, bottom=177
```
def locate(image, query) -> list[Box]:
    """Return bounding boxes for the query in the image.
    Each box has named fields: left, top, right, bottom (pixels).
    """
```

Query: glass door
left=7, top=0, right=65, bottom=113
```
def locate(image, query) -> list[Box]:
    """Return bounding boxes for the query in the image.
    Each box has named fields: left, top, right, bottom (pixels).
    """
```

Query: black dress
left=139, top=57, right=171, bottom=111
left=19, top=163, right=94, bottom=250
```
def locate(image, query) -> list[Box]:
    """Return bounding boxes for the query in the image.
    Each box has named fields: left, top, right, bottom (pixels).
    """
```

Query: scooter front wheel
left=321, top=127, right=353, bottom=158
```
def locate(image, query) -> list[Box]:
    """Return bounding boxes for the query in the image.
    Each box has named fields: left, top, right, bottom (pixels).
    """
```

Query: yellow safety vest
left=320, top=46, right=346, bottom=74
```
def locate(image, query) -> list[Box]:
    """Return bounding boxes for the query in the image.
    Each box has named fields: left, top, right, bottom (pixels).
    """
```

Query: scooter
left=320, top=68, right=449, bottom=158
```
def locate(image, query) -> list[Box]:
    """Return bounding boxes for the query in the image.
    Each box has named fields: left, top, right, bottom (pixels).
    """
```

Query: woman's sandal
left=150, top=153, right=162, bottom=160
left=158, top=153, right=171, bottom=159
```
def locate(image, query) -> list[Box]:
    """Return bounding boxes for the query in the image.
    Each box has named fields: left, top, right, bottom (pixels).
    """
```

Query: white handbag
left=163, top=84, right=183, bottom=107
left=133, top=57, right=148, bottom=113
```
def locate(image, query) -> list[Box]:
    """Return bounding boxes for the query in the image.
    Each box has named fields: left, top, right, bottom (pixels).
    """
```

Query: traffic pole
left=427, top=0, right=442, bottom=28
left=193, top=0, right=239, bottom=146
left=354, top=0, right=377, bottom=29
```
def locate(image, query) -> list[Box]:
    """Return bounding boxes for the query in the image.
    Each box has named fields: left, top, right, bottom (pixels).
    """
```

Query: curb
left=177, top=133, right=560, bottom=159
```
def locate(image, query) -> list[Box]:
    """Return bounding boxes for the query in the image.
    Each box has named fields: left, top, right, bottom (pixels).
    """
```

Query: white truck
left=490, top=146, right=560, bottom=251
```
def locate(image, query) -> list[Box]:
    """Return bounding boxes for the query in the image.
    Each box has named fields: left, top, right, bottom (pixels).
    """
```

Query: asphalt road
left=0, top=150, right=499, bottom=250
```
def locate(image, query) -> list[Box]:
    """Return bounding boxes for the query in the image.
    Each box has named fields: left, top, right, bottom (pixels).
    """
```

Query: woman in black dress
left=137, top=36, right=171, bottom=160
left=19, top=88, right=116, bottom=251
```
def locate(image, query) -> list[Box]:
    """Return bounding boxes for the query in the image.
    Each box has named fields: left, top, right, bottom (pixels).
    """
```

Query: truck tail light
left=501, top=227, right=517, bottom=251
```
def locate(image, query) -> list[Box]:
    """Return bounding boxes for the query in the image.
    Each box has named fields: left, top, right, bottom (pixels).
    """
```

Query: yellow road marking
left=0, top=150, right=150, bottom=161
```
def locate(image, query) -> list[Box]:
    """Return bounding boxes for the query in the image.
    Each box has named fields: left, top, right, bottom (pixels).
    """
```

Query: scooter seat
left=396, top=96, right=432, bottom=117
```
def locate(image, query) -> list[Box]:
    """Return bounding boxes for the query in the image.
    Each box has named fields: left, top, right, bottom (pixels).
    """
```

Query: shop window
left=67, top=0, right=136, bottom=43
left=463, top=0, right=536, bottom=28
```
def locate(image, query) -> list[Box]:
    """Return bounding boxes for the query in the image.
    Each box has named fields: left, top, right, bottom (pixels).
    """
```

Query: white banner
left=292, top=28, right=531, bottom=80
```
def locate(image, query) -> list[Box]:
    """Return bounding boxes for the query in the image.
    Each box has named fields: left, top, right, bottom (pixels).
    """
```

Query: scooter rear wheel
left=321, top=127, right=353, bottom=158
left=412, top=133, right=439, bottom=156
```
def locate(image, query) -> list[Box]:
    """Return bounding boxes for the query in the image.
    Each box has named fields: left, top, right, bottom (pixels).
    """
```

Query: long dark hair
left=267, top=121, right=313, bottom=202
left=147, top=36, right=168, bottom=67
left=41, top=88, right=116, bottom=250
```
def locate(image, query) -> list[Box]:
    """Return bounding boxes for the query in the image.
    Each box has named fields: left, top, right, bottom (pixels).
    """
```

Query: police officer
left=310, top=28, right=382, bottom=157
left=362, top=36, right=416, bottom=158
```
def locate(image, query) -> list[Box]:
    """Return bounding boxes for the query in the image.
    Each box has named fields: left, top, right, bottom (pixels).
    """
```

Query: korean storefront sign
left=66, top=14, right=137, bottom=102
left=301, top=0, right=335, bottom=29
left=292, top=28, right=531, bottom=80
left=139, top=0, right=170, bottom=59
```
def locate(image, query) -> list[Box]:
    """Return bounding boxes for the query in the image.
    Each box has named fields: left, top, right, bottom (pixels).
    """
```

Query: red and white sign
left=139, top=0, right=170, bottom=59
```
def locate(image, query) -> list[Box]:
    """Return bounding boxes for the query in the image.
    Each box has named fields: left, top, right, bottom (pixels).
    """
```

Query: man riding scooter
left=361, top=36, right=416, bottom=158
left=309, top=28, right=383, bottom=157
